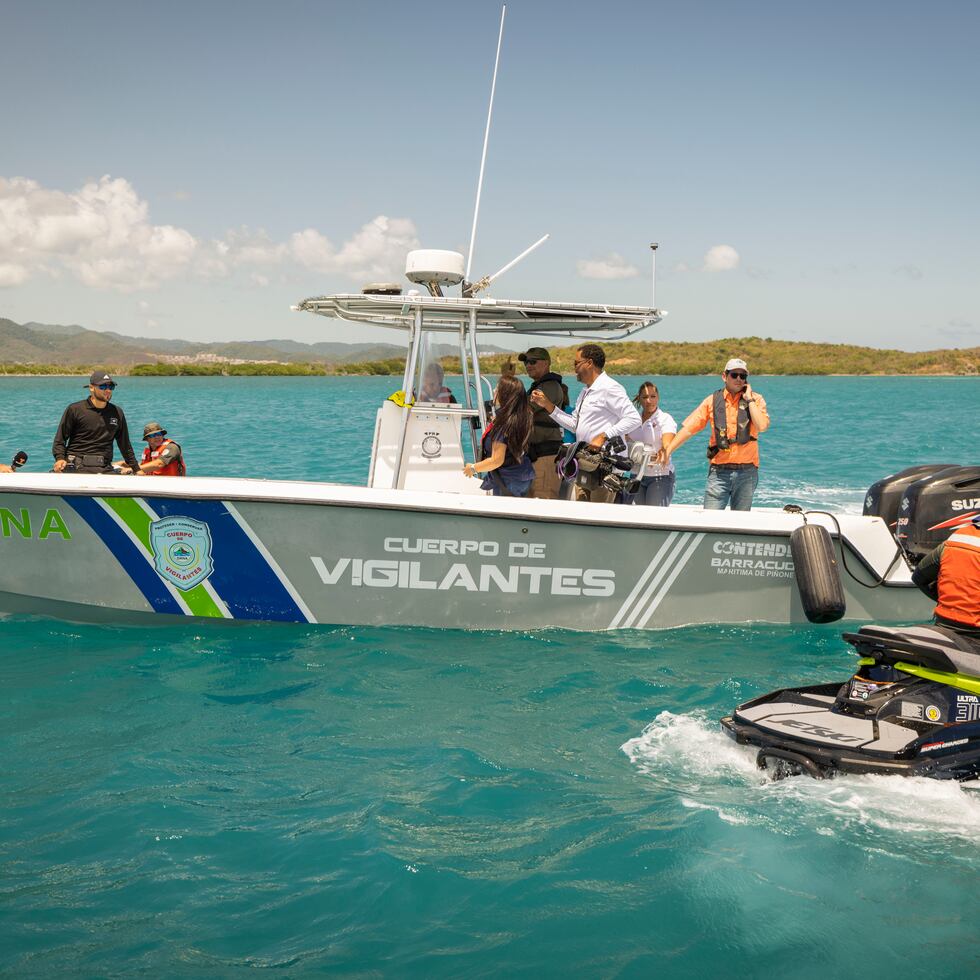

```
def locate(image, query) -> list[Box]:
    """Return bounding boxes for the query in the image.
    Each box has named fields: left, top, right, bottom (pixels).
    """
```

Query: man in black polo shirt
left=52, top=370, right=140, bottom=474
left=519, top=346, right=569, bottom=500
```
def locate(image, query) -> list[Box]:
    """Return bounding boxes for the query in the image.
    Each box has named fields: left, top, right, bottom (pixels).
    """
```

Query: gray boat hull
left=0, top=475, right=931, bottom=629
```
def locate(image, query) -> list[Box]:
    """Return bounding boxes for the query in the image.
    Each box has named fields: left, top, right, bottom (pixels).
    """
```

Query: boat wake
left=622, top=711, right=980, bottom=846
left=752, top=479, right=866, bottom=514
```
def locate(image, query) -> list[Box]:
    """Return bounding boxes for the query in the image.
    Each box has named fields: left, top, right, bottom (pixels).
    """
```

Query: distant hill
left=0, top=317, right=516, bottom=371
left=0, top=317, right=976, bottom=376
left=477, top=337, right=980, bottom=377
left=0, top=317, right=412, bottom=368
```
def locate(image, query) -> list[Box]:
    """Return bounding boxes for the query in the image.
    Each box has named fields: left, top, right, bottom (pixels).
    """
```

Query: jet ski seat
left=844, top=624, right=980, bottom=678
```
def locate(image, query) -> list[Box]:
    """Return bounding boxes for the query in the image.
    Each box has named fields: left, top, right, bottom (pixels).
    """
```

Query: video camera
left=555, top=436, right=641, bottom=497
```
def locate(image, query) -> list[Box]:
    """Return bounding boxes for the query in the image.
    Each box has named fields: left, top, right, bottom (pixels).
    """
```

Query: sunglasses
left=95, top=383, right=117, bottom=390
left=524, top=358, right=540, bottom=366
left=727, top=372, right=747, bottom=380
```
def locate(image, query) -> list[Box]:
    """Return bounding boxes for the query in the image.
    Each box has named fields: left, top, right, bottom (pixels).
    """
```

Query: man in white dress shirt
left=530, top=343, right=640, bottom=503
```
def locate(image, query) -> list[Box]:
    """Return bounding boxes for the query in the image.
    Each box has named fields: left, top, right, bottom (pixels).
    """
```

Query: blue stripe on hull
left=146, top=498, right=305, bottom=622
left=63, top=496, right=184, bottom=615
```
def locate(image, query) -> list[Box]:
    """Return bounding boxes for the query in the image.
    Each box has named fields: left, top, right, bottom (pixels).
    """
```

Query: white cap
left=724, top=358, right=748, bottom=374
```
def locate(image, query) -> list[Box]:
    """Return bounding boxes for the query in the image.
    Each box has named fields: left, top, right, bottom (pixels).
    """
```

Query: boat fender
left=790, top=523, right=846, bottom=624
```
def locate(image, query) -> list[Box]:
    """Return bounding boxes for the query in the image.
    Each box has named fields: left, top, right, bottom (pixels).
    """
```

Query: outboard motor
left=896, top=465, right=980, bottom=561
left=863, top=464, right=958, bottom=530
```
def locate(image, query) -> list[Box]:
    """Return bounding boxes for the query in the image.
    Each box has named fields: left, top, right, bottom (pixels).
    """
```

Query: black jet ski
left=721, top=624, right=980, bottom=781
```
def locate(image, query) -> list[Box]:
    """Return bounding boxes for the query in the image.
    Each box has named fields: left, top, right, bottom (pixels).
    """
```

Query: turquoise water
left=2, top=375, right=980, bottom=976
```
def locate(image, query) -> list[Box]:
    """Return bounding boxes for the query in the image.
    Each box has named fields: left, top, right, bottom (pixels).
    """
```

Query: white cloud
left=289, top=215, right=420, bottom=281
left=0, top=175, right=196, bottom=291
left=703, top=244, right=740, bottom=272
left=217, top=227, right=288, bottom=267
left=893, top=264, right=923, bottom=281
left=576, top=253, right=639, bottom=280
left=0, top=174, right=419, bottom=291
left=0, top=263, right=30, bottom=287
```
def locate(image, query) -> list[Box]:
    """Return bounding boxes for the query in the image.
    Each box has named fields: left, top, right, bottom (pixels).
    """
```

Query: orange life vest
left=935, top=523, right=980, bottom=628
left=141, top=438, right=186, bottom=477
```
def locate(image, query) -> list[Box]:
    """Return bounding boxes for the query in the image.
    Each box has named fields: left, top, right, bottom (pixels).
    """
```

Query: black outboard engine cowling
left=863, top=464, right=958, bottom=529
left=896, top=465, right=980, bottom=561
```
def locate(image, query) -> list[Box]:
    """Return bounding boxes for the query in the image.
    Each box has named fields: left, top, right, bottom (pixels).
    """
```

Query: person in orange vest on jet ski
left=136, top=421, right=186, bottom=476
left=911, top=514, right=980, bottom=642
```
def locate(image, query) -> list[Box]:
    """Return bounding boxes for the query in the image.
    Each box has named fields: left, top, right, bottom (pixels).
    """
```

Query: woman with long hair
left=625, top=381, right=677, bottom=506
left=462, top=374, right=535, bottom=496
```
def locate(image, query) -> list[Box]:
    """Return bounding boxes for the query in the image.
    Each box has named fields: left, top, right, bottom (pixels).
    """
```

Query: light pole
left=650, top=242, right=659, bottom=309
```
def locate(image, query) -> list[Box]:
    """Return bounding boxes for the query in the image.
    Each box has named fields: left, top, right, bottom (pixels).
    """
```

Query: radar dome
left=405, top=250, right=465, bottom=287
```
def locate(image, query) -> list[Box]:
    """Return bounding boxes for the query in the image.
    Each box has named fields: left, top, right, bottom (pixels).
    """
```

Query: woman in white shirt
left=625, top=382, right=677, bottom=506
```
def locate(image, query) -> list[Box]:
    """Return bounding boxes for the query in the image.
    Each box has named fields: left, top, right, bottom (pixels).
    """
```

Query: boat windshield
left=412, top=331, right=463, bottom=407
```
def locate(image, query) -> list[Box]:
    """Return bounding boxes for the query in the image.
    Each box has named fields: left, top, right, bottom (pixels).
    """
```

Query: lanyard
left=573, top=387, right=592, bottom=434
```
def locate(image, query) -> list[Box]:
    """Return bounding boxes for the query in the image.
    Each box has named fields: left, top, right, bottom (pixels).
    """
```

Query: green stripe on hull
left=100, top=497, right=227, bottom=619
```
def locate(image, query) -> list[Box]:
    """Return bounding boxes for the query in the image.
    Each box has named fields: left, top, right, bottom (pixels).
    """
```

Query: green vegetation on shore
left=0, top=363, right=98, bottom=376
left=130, top=362, right=330, bottom=377
left=129, top=359, right=407, bottom=376
left=479, top=337, right=979, bottom=377
left=2, top=338, right=977, bottom=377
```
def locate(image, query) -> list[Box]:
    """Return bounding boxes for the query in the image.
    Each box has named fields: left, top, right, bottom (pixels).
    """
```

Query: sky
left=1, top=0, right=978, bottom=352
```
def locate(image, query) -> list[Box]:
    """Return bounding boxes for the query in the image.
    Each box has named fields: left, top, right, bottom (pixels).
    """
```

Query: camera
left=556, top=438, right=640, bottom=497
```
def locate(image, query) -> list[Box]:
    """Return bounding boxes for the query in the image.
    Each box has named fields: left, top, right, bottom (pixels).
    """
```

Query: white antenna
left=650, top=242, right=659, bottom=308
left=467, top=233, right=549, bottom=296
left=465, top=4, right=506, bottom=285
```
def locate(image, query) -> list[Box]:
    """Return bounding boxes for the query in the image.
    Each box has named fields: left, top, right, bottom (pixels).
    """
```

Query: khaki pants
left=529, top=454, right=562, bottom=500
left=574, top=484, right=617, bottom=504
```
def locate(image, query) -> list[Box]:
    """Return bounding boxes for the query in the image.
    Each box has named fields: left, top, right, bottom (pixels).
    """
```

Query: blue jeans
left=625, top=473, right=676, bottom=507
left=704, top=465, right=759, bottom=511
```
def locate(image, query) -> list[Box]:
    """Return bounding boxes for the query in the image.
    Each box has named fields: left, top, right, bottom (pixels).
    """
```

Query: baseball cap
left=86, top=370, right=116, bottom=386
left=518, top=347, right=551, bottom=363
left=724, top=358, right=749, bottom=374
left=142, top=421, right=167, bottom=440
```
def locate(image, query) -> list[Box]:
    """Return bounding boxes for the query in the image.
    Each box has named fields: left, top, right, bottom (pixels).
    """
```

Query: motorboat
left=722, top=622, right=980, bottom=782
left=1, top=278, right=975, bottom=628
left=1, top=7, right=974, bottom=630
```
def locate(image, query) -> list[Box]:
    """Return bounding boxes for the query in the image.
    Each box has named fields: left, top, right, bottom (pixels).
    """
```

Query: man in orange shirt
left=662, top=357, right=770, bottom=511
left=911, top=515, right=980, bottom=645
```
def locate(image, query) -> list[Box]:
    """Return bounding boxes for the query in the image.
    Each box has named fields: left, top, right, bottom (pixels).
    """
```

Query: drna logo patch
left=149, top=516, right=214, bottom=591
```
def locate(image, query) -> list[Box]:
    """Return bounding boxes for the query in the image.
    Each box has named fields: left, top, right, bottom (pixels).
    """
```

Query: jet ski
left=721, top=624, right=980, bottom=781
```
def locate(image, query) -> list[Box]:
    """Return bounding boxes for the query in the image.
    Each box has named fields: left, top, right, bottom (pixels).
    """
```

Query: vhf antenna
left=463, top=5, right=506, bottom=294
